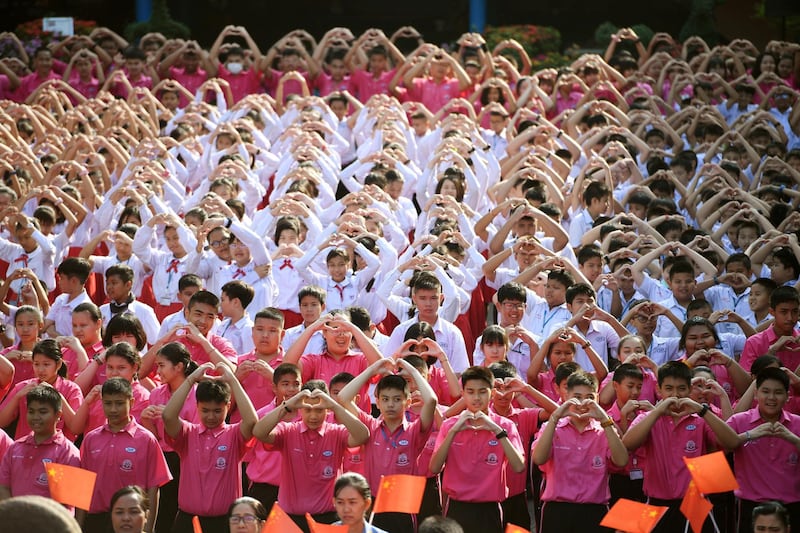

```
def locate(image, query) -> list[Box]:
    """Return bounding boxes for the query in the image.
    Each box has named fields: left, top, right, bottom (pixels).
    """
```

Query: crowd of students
left=0, top=21, right=798, bottom=533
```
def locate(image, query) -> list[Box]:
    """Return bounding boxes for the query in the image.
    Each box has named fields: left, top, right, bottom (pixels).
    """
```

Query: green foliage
left=679, top=0, right=721, bottom=45
left=631, top=25, right=654, bottom=47
left=594, top=21, right=619, bottom=48
left=484, top=24, right=569, bottom=69
left=124, top=0, right=190, bottom=42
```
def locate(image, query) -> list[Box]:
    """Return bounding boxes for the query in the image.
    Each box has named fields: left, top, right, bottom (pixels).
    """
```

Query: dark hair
left=752, top=501, right=790, bottom=528
left=460, top=365, right=494, bottom=388
left=565, top=283, right=596, bottom=305
left=102, top=376, right=133, bottom=398
left=157, top=342, right=198, bottom=377
left=679, top=317, right=720, bottom=351
left=274, top=216, right=300, bottom=245
left=57, top=257, right=92, bottom=284
left=554, top=361, right=580, bottom=386
left=577, top=245, right=604, bottom=266
left=301, top=379, right=328, bottom=394
left=547, top=269, right=574, bottom=289
left=419, top=516, right=465, bottom=533
left=488, top=360, right=518, bottom=380
left=329, top=371, right=355, bottom=391
left=755, top=366, right=790, bottom=391
left=105, top=341, right=142, bottom=373
left=480, top=324, right=509, bottom=348
left=613, top=363, right=644, bottom=383
left=375, top=374, right=409, bottom=397
left=497, top=282, right=527, bottom=303
left=32, top=339, right=67, bottom=378
left=110, top=486, right=149, bottom=513
left=346, top=306, right=372, bottom=333
left=770, top=286, right=800, bottom=309
left=751, top=354, right=781, bottom=376
left=298, top=285, right=326, bottom=306
left=725, top=252, right=751, bottom=271
left=13, top=305, right=42, bottom=324
left=657, top=360, right=692, bottom=386
left=686, top=299, right=712, bottom=315
left=123, top=46, right=147, bottom=61
left=273, top=362, right=302, bottom=385
left=254, top=307, right=285, bottom=327
left=566, top=370, right=598, bottom=391
left=188, top=290, right=219, bottom=310
left=772, top=248, right=800, bottom=280
left=334, top=472, right=372, bottom=501
left=103, top=313, right=147, bottom=350
left=227, top=496, right=267, bottom=521
left=26, top=383, right=62, bottom=412
left=582, top=181, right=611, bottom=205
left=73, top=302, right=103, bottom=324
left=221, top=280, right=255, bottom=310
left=105, top=264, right=135, bottom=285
left=196, top=379, right=231, bottom=404
left=178, top=274, right=203, bottom=292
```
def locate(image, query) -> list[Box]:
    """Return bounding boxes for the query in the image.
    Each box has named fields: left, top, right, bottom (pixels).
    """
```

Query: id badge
left=629, top=468, right=644, bottom=480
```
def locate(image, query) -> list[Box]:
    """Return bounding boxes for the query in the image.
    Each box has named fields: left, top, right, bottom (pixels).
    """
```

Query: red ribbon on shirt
left=279, top=259, right=293, bottom=270
left=166, top=259, right=180, bottom=273
left=334, top=284, right=344, bottom=301
left=233, top=268, right=246, bottom=279
left=14, top=254, right=29, bottom=266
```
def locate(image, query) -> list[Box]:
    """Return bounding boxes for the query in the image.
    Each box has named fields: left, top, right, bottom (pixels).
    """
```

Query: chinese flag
left=192, top=516, right=202, bottom=533
left=43, top=461, right=96, bottom=510
left=371, top=474, right=426, bottom=515
left=680, top=481, right=713, bottom=533
left=683, top=452, right=739, bottom=494
left=306, top=514, right=348, bottom=532
left=600, top=498, right=668, bottom=533
left=505, top=524, right=531, bottom=533
left=262, top=503, right=302, bottom=533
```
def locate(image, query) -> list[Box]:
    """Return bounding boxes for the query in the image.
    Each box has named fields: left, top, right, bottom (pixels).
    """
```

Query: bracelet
left=600, top=418, right=615, bottom=428
left=582, top=341, right=592, bottom=349
left=224, top=217, right=232, bottom=229
left=713, top=275, right=720, bottom=285
left=282, top=401, right=292, bottom=413
left=698, top=403, right=710, bottom=418
left=495, top=429, right=508, bottom=440
left=744, top=430, right=752, bottom=443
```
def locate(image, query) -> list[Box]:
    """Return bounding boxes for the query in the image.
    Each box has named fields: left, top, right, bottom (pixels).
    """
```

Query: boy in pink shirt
left=163, top=362, right=258, bottom=533
left=0, top=385, right=80, bottom=501
left=430, top=366, right=525, bottom=533
left=234, top=307, right=285, bottom=421
left=401, top=48, right=471, bottom=113
left=252, top=380, right=370, bottom=533
left=532, top=370, right=628, bottom=533
left=337, top=357, right=437, bottom=533
left=727, top=367, right=800, bottom=532
left=623, top=361, right=740, bottom=533
left=79, top=378, right=171, bottom=533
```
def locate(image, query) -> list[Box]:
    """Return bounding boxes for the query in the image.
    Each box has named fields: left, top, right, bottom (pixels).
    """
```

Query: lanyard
left=380, top=425, right=405, bottom=449
left=541, top=307, right=560, bottom=333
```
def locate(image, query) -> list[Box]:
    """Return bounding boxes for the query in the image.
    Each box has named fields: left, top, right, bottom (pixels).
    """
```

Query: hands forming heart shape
left=463, top=411, right=491, bottom=430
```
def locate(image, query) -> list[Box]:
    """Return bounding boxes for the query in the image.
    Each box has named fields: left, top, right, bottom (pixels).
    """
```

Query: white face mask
left=226, top=62, right=243, bottom=74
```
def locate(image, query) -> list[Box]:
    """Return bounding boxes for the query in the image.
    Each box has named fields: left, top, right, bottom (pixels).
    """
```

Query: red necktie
left=334, top=284, right=344, bottom=301
left=233, top=268, right=246, bottom=279
left=166, top=259, right=180, bottom=273
left=279, top=259, right=293, bottom=270
left=14, top=254, right=29, bottom=267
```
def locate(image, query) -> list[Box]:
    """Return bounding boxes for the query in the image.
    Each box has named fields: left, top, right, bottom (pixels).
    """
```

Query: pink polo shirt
left=629, top=412, right=718, bottom=500
left=1, top=344, right=34, bottom=386
left=177, top=333, right=238, bottom=368
left=0, top=377, right=83, bottom=441
left=63, top=340, right=105, bottom=382
left=740, top=326, right=800, bottom=372
left=167, top=420, right=252, bottom=516
left=434, top=412, right=523, bottom=502
left=356, top=409, right=431, bottom=494
left=300, top=351, right=371, bottom=412
left=148, top=383, right=199, bottom=451
left=600, top=367, right=658, bottom=405
left=85, top=382, right=150, bottom=434
left=19, top=71, right=61, bottom=100
left=0, top=431, right=11, bottom=456
left=234, top=351, right=283, bottom=422
left=270, top=420, right=350, bottom=515
left=0, top=431, right=80, bottom=498
left=217, top=64, right=262, bottom=103
left=428, top=366, right=455, bottom=406
left=245, top=401, right=302, bottom=485
left=492, top=406, right=541, bottom=496
left=537, top=417, right=614, bottom=504
left=69, top=77, right=100, bottom=101
left=348, top=69, right=396, bottom=102
left=315, top=72, right=350, bottom=97
left=606, top=401, right=646, bottom=476
left=169, top=66, right=208, bottom=103
left=535, top=369, right=561, bottom=403
left=406, top=77, right=462, bottom=113
left=728, top=408, right=800, bottom=502
left=81, top=419, right=172, bottom=513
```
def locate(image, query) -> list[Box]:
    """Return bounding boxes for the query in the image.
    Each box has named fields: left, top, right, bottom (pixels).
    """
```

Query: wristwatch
left=600, top=418, right=615, bottom=428
left=698, top=403, right=710, bottom=418
left=495, top=429, right=508, bottom=440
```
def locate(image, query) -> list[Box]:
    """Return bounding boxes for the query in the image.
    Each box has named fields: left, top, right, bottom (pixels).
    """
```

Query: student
left=0, top=213, right=57, bottom=305
left=282, top=285, right=327, bottom=356
left=568, top=182, right=612, bottom=250
left=696, top=253, right=756, bottom=334
left=138, top=342, right=199, bottom=533
left=284, top=309, right=384, bottom=414
left=62, top=302, right=105, bottom=381
left=430, top=366, right=525, bottom=533
left=331, top=472, right=390, bottom=533
left=520, top=269, right=576, bottom=342
left=740, top=286, right=800, bottom=372
left=532, top=371, right=629, bottom=533
left=528, top=327, right=609, bottom=402
left=622, top=361, right=741, bottom=533
left=99, top=265, right=160, bottom=346
left=748, top=278, right=777, bottom=328
left=599, top=335, right=659, bottom=407
left=235, top=308, right=285, bottom=418
left=654, top=260, right=698, bottom=338
left=44, top=257, right=93, bottom=337
left=383, top=273, right=471, bottom=374
left=214, top=280, right=255, bottom=355
left=245, top=363, right=302, bottom=512
left=162, top=361, right=258, bottom=533
left=750, top=501, right=791, bottom=533
left=252, top=380, right=370, bottom=532
left=336, top=357, right=437, bottom=533
left=563, top=283, right=627, bottom=369
left=727, top=367, right=800, bottom=533
left=1, top=305, right=42, bottom=386
left=0, top=385, right=81, bottom=500
left=141, top=290, right=237, bottom=377
left=0, top=339, right=83, bottom=441
left=79, top=378, right=171, bottom=533
left=156, top=274, right=203, bottom=339
left=402, top=322, right=461, bottom=406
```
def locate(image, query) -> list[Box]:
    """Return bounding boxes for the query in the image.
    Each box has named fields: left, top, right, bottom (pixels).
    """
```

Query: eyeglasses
left=209, top=240, right=227, bottom=248
left=229, top=514, right=259, bottom=524
left=635, top=315, right=657, bottom=322
left=229, top=241, right=247, bottom=248
left=501, top=302, right=525, bottom=310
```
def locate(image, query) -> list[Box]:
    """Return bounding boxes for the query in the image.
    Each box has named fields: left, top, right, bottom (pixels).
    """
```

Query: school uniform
left=85, top=382, right=150, bottom=435
left=494, top=406, right=541, bottom=529
left=522, top=300, right=572, bottom=343
left=300, top=351, right=372, bottom=413
left=176, top=332, right=238, bottom=367
left=728, top=408, right=800, bottom=533
left=740, top=325, right=800, bottom=372
left=606, top=401, right=647, bottom=503
left=100, top=298, right=161, bottom=345
left=233, top=351, right=283, bottom=421
left=246, top=401, right=299, bottom=511
left=218, top=261, right=278, bottom=316
left=91, top=254, right=148, bottom=298
left=473, top=335, right=532, bottom=378
left=703, top=285, right=754, bottom=335
left=213, top=314, right=254, bottom=356
left=0, top=377, right=83, bottom=441
left=654, top=295, right=689, bottom=338
left=281, top=324, right=325, bottom=356
left=1, top=344, right=35, bottom=386
left=46, top=290, right=92, bottom=337
left=435, top=413, right=523, bottom=533
left=573, top=321, right=621, bottom=369
left=0, top=232, right=56, bottom=298
left=384, top=316, right=471, bottom=374
left=0, top=430, right=80, bottom=499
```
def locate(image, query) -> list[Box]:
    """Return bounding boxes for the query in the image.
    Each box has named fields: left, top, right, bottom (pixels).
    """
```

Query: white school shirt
left=218, top=260, right=278, bottom=315
left=703, top=285, right=753, bottom=335
left=597, top=287, right=645, bottom=319
left=92, top=254, right=148, bottom=298
left=473, top=335, right=531, bottom=377
left=132, top=225, right=197, bottom=306
left=383, top=316, right=470, bottom=374
left=281, top=324, right=325, bottom=355
left=213, top=314, right=254, bottom=355
left=100, top=299, right=161, bottom=346
left=572, top=321, right=621, bottom=370
left=157, top=310, right=190, bottom=339
left=522, top=295, right=572, bottom=343
left=271, top=257, right=304, bottom=312
left=46, top=291, right=92, bottom=337
left=0, top=230, right=56, bottom=294
left=654, top=295, right=688, bottom=338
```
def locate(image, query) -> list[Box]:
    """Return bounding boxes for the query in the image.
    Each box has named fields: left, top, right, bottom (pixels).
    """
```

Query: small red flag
left=683, top=451, right=739, bottom=494
left=680, top=481, right=713, bottom=533
left=371, top=474, right=426, bottom=515
left=306, top=513, right=348, bottom=532
left=262, top=502, right=303, bottom=533
left=43, top=461, right=96, bottom=510
left=600, top=498, right=668, bottom=533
